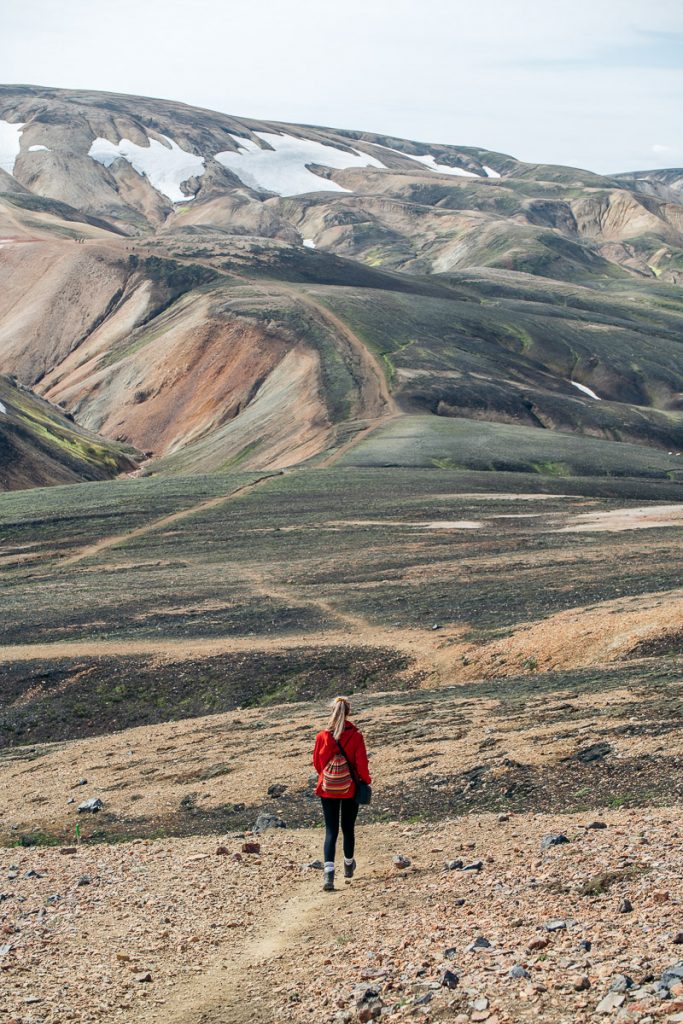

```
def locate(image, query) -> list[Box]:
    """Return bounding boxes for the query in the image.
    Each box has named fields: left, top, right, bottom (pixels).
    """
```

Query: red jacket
left=313, top=721, right=372, bottom=799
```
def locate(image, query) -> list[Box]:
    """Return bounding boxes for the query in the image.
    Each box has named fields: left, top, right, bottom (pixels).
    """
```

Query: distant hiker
left=312, top=696, right=372, bottom=892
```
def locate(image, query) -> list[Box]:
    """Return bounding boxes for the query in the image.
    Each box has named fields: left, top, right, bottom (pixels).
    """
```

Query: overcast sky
left=3, top=0, right=682, bottom=173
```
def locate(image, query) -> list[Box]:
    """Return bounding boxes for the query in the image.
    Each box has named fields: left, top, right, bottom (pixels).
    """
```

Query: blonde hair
left=327, top=696, right=350, bottom=739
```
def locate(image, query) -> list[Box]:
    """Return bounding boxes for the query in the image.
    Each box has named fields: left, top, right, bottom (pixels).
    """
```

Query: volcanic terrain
left=0, top=85, right=682, bottom=1024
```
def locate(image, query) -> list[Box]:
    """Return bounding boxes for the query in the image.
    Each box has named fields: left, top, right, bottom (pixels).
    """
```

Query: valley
left=0, top=84, right=682, bottom=1024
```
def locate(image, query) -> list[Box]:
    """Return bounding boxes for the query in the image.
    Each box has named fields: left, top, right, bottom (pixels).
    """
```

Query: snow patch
left=570, top=380, right=602, bottom=401
left=409, top=153, right=478, bottom=177
left=28, top=144, right=50, bottom=152
left=483, top=165, right=501, bottom=178
left=88, top=134, right=205, bottom=203
left=215, top=132, right=385, bottom=196
left=0, top=401, right=6, bottom=415
left=303, top=238, right=316, bottom=249
left=0, top=120, right=25, bottom=174
left=375, top=143, right=480, bottom=178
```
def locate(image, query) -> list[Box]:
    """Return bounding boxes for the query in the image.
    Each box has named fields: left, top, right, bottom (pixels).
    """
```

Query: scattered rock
left=253, top=813, right=286, bottom=833
left=610, top=975, right=634, bottom=993
left=215, top=846, right=229, bottom=856
left=444, top=859, right=463, bottom=871
left=59, top=847, right=77, bottom=855
left=134, top=972, right=152, bottom=983
left=77, top=797, right=103, bottom=814
left=544, top=919, right=567, bottom=932
left=585, top=821, right=608, bottom=830
left=673, top=933, right=683, bottom=945
left=302, top=859, right=323, bottom=870
left=528, top=938, right=549, bottom=951
left=618, top=898, right=633, bottom=914
left=241, top=842, right=261, bottom=854
left=661, top=963, right=683, bottom=989
left=541, top=833, right=570, bottom=851
left=74, top=779, right=88, bottom=787
left=466, top=936, right=491, bottom=952
left=472, top=996, right=489, bottom=1011
left=595, top=991, right=625, bottom=1013
left=76, top=875, right=91, bottom=887
left=579, top=939, right=592, bottom=952
left=393, top=855, right=411, bottom=870
left=574, top=975, right=591, bottom=991
left=440, top=968, right=459, bottom=989
left=574, top=741, right=613, bottom=763
left=509, top=965, right=531, bottom=980
left=267, top=784, right=288, bottom=798
left=463, top=860, right=484, bottom=872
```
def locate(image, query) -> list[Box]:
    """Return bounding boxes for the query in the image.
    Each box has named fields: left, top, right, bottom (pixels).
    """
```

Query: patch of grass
left=579, top=866, right=650, bottom=897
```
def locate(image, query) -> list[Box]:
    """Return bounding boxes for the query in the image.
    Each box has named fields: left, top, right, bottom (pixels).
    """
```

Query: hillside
left=1, top=85, right=683, bottom=482
left=0, top=374, right=140, bottom=489
left=1, top=467, right=682, bottom=1024
left=2, top=85, right=683, bottom=1024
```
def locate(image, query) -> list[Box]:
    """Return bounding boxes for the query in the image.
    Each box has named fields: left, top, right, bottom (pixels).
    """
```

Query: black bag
left=334, top=734, right=372, bottom=806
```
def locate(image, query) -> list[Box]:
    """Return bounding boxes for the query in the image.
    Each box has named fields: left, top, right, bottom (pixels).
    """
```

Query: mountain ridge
left=1, top=84, right=683, bottom=489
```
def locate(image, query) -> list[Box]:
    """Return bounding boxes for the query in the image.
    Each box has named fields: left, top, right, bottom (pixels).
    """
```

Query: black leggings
left=321, top=797, right=359, bottom=863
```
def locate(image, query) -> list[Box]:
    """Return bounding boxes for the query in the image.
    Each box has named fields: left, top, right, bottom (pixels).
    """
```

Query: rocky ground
left=1, top=473, right=682, bottom=1023
left=3, top=810, right=683, bottom=1024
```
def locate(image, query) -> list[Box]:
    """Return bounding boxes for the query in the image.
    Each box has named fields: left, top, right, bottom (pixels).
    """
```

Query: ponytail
left=327, top=696, right=350, bottom=739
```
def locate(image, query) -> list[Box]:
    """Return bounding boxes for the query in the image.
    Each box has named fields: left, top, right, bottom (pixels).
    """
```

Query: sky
left=3, top=0, right=682, bottom=173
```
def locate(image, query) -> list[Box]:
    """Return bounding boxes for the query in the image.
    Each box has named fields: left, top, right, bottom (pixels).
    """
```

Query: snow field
left=88, top=134, right=205, bottom=203
left=0, top=120, right=25, bottom=174
left=215, top=132, right=386, bottom=196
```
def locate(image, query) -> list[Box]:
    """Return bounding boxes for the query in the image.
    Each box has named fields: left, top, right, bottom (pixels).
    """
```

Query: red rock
left=242, top=842, right=261, bottom=854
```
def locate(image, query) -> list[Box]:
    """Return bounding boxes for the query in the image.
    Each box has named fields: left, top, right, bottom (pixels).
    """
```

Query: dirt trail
left=0, top=622, right=461, bottom=685
left=281, top=285, right=397, bottom=420
left=145, top=835, right=388, bottom=1024
left=59, top=472, right=279, bottom=568
left=156, top=888, right=325, bottom=1024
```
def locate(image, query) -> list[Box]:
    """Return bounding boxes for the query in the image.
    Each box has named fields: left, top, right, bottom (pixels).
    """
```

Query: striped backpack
left=321, top=750, right=353, bottom=796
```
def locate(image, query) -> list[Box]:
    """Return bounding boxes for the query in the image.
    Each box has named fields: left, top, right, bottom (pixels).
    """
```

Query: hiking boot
left=344, top=858, right=356, bottom=879
left=322, top=871, right=335, bottom=892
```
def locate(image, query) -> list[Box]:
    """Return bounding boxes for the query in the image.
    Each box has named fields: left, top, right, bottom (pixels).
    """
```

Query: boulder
left=540, top=833, right=570, bottom=851
left=253, top=814, right=286, bottom=834
left=77, top=797, right=103, bottom=814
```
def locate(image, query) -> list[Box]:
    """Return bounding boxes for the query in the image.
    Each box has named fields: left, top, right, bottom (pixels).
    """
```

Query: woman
left=312, top=696, right=371, bottom=892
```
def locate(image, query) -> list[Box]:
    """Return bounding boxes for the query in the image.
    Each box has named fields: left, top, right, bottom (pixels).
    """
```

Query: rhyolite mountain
left=0, top=374, right=139, bottom=490
left=1, top=84, right=683, bottom=489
